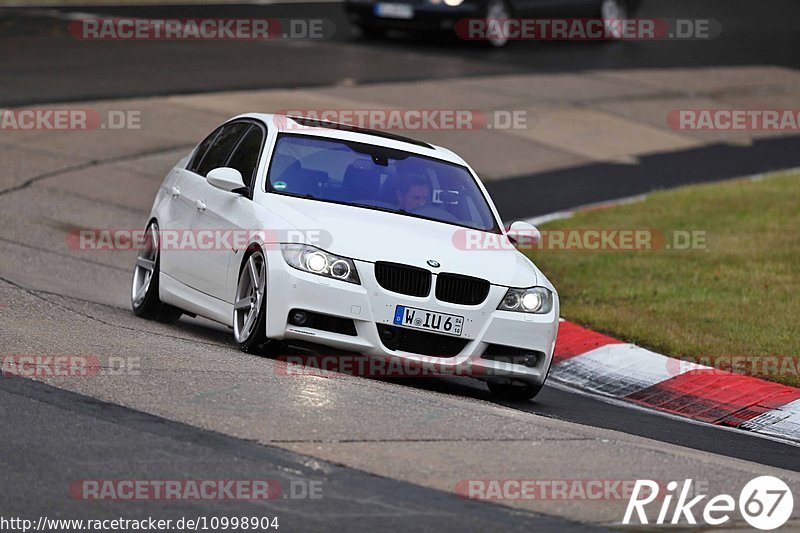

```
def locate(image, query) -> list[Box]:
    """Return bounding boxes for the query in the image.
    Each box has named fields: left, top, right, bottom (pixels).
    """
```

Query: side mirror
left=207, top=167, right=246, bottom=194
left=506, top=220, right=541, bottom=247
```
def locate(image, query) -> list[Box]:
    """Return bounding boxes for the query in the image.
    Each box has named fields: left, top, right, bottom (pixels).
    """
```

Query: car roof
left=231, top=113, right=469, bottom=167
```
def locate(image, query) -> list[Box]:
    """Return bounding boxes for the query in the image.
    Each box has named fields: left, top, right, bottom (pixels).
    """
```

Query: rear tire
left=488, top=380, right=543, bottom=401
left=131, top=221, right=182, bottom=324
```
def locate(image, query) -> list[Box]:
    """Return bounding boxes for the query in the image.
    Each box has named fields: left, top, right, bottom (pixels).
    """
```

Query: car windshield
left=267, top=134, right=499, bottom=232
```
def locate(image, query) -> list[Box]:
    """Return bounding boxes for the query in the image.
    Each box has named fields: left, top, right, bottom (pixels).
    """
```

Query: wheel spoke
left=136, top=256, right=155, bottom=271
left=248, top=256, right=258, bottom=287
left=134, top=283, right=147, bottom=303
left=147, top=228, right=159, bottom=253
left=234, top=297, right=252, bottom=310
left=242, top=308, right=256, bottom=334
left=256, top=262, right=266, bottom=291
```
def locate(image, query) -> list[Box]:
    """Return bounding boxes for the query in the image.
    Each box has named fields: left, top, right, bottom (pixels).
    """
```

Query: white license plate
left=393, top=305, right=464, bottom=336
left=374, top=3, right=414, bottom=19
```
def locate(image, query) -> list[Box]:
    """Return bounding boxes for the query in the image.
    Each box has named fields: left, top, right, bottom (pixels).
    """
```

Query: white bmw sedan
left=132, top=114, right=559, bottom=400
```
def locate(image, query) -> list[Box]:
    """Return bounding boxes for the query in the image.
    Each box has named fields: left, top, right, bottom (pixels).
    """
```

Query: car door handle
left=170, top=186, right=180, bottom=198
left=195, top=200, right=207, bottom=212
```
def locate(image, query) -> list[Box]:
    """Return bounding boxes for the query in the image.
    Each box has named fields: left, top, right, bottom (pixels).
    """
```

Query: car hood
left=265, top=195, right=538, bottom=287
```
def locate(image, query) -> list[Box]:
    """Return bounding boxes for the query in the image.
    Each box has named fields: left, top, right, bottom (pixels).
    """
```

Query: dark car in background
left=346, top=0, right=638, bottom=46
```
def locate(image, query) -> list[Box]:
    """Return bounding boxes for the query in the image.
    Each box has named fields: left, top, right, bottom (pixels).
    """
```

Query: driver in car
left=395, top=174, right=430, bottom=212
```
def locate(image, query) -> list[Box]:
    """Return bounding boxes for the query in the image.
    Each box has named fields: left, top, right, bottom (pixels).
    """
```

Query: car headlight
left=280, top=244, right=360, bottom=284
left=497, top=287, right=553, bottom=314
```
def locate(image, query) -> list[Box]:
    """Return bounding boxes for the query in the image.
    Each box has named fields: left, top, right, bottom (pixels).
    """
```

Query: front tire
left=131, top=221, right=182, bottom=324
left=488, top=380, right=543, bottom=401
left=233, top=249, right=275, bottom=354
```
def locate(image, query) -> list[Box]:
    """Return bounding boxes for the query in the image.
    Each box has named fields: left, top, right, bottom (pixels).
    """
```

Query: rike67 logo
left=623, top=477, right=794, bottom=529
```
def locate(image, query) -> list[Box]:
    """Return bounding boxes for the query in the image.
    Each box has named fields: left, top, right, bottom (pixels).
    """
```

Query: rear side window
left=226, top=125, right=265, bottom=191
left=195, top=122, right=250, bottom=177
left=187, top=127, right=221, bottom=173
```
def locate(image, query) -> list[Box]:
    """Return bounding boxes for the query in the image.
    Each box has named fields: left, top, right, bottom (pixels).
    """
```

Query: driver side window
left=225, top=124, right=265, bottom=193
left=195, top=122, right=250, bottom=178
left=187, top=126, right=221, bottom=174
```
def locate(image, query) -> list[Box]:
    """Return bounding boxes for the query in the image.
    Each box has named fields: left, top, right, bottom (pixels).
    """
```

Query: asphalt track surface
left=1, top=1, right=800, bottom=529
left=2, top=1, right=800, bottom=220
left=494, top=134, right=800, bottom=219
left=1, top=0, right=800, bottom=106
left=2, top=377, right=597, bottom=532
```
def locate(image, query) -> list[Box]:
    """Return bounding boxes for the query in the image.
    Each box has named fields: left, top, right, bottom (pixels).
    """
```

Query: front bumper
left=264, top=249, right=559, bottom=385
